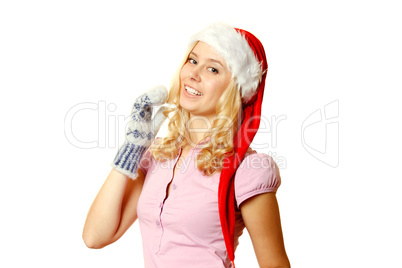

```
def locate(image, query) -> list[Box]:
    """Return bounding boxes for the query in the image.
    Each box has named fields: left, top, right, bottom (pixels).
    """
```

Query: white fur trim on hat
left=189, top=23, right=263, bottom=103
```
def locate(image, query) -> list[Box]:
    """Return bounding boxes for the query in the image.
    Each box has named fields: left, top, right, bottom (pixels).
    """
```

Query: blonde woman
left=83, top=23, right=290, bottom=268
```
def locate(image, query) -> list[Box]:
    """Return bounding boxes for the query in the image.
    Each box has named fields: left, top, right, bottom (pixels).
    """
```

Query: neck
left=186, top=114, right=214, bottom=147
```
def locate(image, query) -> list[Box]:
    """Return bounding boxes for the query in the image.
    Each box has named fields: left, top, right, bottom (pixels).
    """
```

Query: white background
left=1, top=0, right=401, bottom=267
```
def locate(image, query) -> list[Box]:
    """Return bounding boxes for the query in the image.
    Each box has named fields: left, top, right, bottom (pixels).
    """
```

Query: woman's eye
left=188, top=58, right=197, bottom=64
left=208, top=67, right=218, bottom=73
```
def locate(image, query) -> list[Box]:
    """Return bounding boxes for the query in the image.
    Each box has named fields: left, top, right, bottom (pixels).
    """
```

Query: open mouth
left=185, top=86, right=203, bottom=96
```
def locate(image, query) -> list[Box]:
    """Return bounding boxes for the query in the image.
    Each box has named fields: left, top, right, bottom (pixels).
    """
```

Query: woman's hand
left=112, top=85, right=168, bottom=179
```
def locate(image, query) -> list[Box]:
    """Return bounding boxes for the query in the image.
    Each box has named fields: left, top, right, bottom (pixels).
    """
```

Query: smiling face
left=179, top=42, right=232, bottom=120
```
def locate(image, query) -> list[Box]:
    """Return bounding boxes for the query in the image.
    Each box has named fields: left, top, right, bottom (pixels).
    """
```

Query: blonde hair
left=150, top=44, right=243, bottom=176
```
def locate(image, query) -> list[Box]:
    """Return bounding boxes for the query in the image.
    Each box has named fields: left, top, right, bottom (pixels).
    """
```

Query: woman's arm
left=82, top=168, right=145, bottom=249
left=240, top=192, right=290, bottom=268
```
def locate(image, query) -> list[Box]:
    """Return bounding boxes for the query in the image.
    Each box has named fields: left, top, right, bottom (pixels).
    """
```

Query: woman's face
left=179, top=42, right=232, bottom=120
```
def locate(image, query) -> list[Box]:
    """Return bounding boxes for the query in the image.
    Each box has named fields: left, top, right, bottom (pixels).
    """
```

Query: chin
left=180, top=101, right=195, bottom=114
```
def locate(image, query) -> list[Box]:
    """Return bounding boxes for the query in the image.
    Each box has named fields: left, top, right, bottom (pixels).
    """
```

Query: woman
left=83, top=23, right=290, bottom=268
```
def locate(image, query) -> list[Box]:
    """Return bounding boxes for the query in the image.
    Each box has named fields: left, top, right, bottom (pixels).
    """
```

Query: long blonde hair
left=150, top=44, right=243, bottom=176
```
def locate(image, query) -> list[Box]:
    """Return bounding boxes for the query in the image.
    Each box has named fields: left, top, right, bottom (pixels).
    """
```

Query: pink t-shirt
left=137, top=143, right=281, bottom=268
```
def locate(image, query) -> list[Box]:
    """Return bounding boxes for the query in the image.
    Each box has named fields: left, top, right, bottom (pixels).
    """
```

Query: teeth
left=185, top=86, right=202, bottom=96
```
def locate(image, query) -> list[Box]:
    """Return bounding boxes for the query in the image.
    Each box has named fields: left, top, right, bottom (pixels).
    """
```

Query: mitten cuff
left=111, top=141, right=147, bottom=180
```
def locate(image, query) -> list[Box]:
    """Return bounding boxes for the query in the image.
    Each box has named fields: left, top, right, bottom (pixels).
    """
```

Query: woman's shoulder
left=234, top=148, right=281, bottom=208
left=240, top=148, right=278, bottom=169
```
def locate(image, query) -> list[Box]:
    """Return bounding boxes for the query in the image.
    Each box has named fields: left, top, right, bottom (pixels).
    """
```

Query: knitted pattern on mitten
left=112, top=86, right=167, bottom=179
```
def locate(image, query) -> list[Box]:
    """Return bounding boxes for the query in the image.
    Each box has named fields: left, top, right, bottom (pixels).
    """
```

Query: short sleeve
left=234, top=153, right=281, bottom=208
left=138, top=148, right=153, bottom=175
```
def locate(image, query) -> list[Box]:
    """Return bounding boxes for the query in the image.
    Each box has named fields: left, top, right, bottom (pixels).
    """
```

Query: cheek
left=207, top=80, right=227, bottom=100
left=179, top=65, right=189, bottom=82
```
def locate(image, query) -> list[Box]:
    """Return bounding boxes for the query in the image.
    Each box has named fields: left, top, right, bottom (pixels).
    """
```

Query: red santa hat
left=189, top=23, right=268, bottom=266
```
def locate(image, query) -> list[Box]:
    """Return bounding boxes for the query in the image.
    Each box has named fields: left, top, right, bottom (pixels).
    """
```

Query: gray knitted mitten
left=112, top=85, right=168, bottom=179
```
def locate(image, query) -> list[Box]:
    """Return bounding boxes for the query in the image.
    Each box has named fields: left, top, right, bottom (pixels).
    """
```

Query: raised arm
left=240, top=192, right=290, bottom=268
left=82, top=86, right=168, bottom=248
left=82, top=168, right=145, bottom=248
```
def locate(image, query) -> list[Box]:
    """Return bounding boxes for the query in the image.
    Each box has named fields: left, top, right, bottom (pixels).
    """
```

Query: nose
left=188, top=66, right=201, bottom=82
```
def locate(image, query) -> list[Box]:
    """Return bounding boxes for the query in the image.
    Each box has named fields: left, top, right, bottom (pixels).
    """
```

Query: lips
left=185, top=85, right=203, bottom=96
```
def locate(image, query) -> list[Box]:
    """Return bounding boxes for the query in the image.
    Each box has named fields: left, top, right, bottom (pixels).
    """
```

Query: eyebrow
left=189, top=52, right=224, bottom=67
